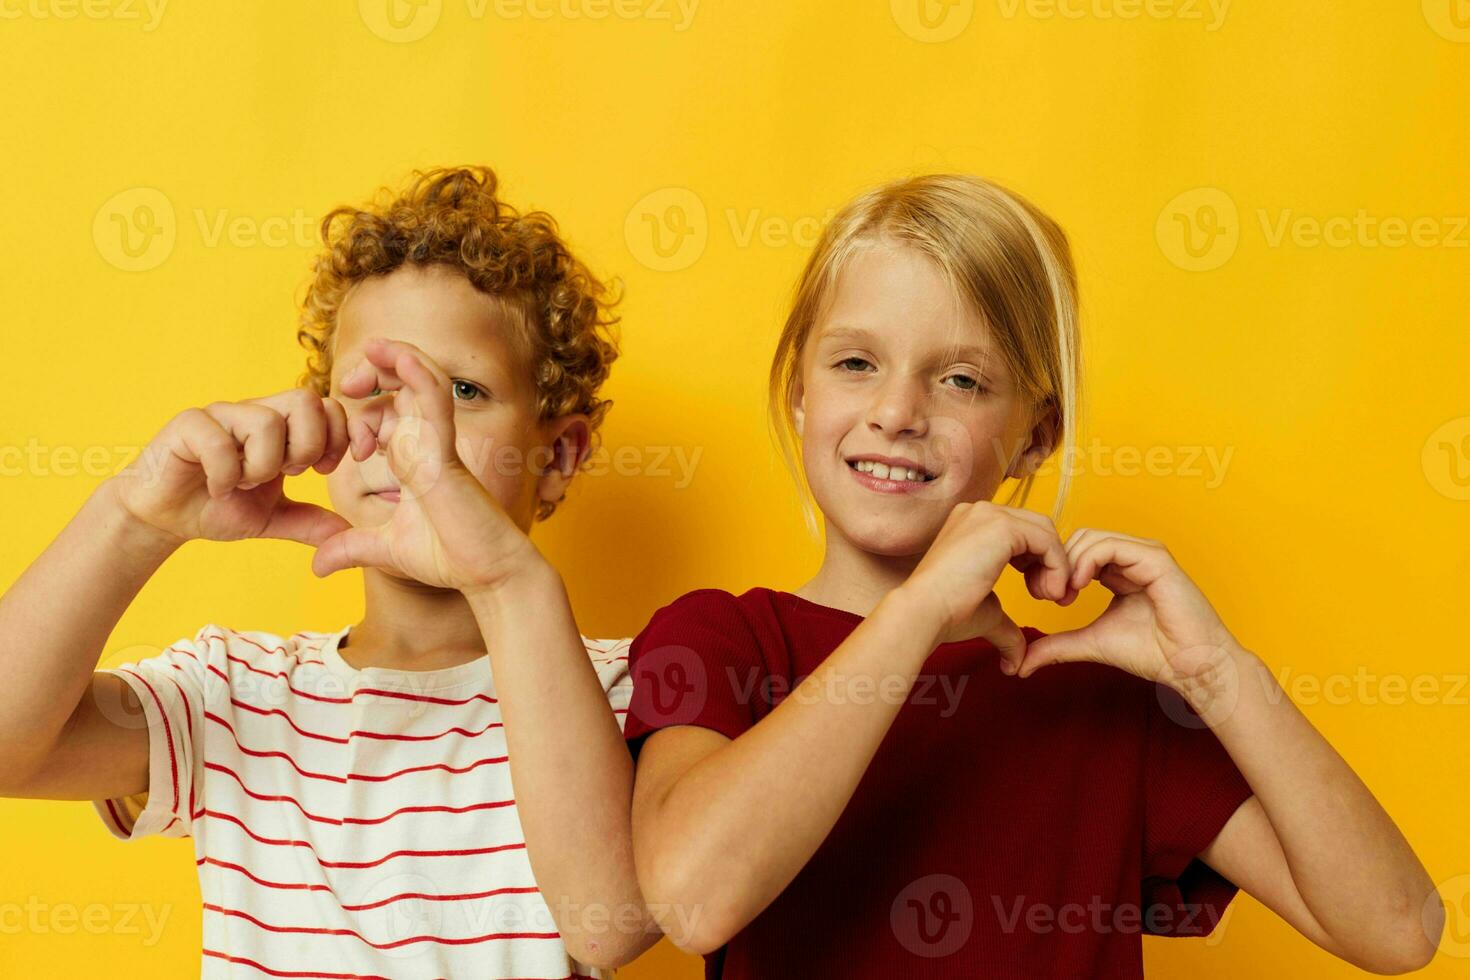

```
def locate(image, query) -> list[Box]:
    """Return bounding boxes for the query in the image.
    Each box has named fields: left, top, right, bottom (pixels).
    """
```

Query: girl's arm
left=1196, top=649, right=1440, bottom=974
left=1016, top=529, right=1441, bottom=974
left=466, top=572, right=662, bottom=970
left=631, top=503, right=1075, bottom=953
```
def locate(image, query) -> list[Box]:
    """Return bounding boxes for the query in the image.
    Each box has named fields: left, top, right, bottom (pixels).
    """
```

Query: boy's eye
left=369, top=384, right=382, bottom=397
left=451, top=379, right=485, bottom=401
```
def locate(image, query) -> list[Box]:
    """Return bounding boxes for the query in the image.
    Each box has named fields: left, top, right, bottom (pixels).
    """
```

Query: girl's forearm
left=466, top=568, right=658, bottom=970
left=0, top=480, right=179, bottom=778
left=636, top=585, right=943, bottom=950
left=1197, top=643, right=1439, bottom=961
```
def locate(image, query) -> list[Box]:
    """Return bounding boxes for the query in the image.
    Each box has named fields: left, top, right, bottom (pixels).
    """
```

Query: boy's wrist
left=92, top=480, right=187, bottom=565
left=461, top=551, right=564, bottom=607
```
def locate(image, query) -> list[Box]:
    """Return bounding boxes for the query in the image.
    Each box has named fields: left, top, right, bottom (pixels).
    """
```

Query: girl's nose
left=868, top=380, right=929, bottom=438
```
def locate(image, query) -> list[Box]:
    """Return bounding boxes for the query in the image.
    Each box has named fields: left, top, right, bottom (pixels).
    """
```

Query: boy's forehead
left=332, top=267, right=530, bottom=379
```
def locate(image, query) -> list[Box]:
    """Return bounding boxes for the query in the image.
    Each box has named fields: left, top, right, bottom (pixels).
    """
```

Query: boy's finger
left=390, top=350, right=457, bottom=459
left=311, top=525, right=393, bottom=578
left=260, top=498, right=352, bottom=548
left=316, top=397, right=350, bottom=473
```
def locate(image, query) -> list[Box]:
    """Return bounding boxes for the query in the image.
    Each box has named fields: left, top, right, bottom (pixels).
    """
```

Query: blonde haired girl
left=621, top=174, right=1440, bottom=978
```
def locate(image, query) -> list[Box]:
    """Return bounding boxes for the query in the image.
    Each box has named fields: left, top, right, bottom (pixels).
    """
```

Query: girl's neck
left=793, top=523, right=922, bottom=619
left=341, top=569, right=490, bottom=672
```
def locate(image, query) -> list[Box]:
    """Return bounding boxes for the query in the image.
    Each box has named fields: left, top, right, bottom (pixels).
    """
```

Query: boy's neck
left=794, top=524, right=921, bottom=619
left=340, top=569, right=490, bottom=672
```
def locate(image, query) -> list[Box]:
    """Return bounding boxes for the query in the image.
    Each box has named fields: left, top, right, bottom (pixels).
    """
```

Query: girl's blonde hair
left=767, top=173, right=1083, bottom=526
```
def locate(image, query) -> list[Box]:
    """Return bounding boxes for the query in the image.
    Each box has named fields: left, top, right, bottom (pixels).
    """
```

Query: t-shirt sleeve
left=622, top=590, right=767, bottom=760
left=585, top=637, right=634, bottom=733
left=91, top=628, right=212, bottom=841
left=1140, top=680, right=1256, bottom=937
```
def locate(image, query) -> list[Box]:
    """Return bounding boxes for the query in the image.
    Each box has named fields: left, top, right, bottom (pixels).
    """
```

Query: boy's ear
left=1008, top=398, right=1061, bottom=480
left=537, top=414, right=592, bottom=504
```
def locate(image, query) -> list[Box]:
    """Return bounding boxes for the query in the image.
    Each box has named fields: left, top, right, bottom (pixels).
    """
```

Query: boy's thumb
left=260, top=499, right=351, bottom=549
left=311, top=526, right=389, bottom=578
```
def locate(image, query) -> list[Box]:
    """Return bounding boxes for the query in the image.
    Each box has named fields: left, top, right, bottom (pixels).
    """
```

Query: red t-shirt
left=623, top=587, right=1254, bottom=979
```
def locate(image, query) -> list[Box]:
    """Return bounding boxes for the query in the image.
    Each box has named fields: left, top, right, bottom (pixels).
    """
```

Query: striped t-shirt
left=92, top=623, right=633, bottom=979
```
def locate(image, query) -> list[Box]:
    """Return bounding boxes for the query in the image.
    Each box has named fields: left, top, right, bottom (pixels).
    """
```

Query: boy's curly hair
left=295, top=166, right=620, bottom=520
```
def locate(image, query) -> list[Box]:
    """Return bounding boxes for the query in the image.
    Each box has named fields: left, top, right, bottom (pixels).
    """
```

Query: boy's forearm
left=0, top=480, right=180, bottom=776
left=466, top=566, right=659, bottom=968
left=1196, top=643, right=1438, bottom=959
left=636, top=586, right=943, bottom=950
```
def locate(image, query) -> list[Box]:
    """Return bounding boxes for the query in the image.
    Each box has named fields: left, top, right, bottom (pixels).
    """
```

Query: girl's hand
left=897, top=501, right=1078, bottom=673
left=310, top=337, right=544, bottom=594
left=108, top=389, right=352, bottom=549
left=1015, top=529, right=1240, bottom=698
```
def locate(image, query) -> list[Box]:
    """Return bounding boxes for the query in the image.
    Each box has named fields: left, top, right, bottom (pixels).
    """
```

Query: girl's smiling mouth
left=845, top=454, right=937, bottom=493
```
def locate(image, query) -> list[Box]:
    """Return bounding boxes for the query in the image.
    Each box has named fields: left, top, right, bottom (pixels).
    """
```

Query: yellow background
left=1, top=0, right=1467, bottom=975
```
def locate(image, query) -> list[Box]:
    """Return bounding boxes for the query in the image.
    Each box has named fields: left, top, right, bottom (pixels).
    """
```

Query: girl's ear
left=791, top=377, right=806, bottom=438
left=537, top=414, right=592, bottom=505
left=1008, top=398, right=1061, bottom=480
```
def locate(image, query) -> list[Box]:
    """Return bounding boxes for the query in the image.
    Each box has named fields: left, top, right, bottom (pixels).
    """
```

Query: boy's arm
left=467, top=566, right=661, bottom=971
left=0, top=480, right=179, bottom=795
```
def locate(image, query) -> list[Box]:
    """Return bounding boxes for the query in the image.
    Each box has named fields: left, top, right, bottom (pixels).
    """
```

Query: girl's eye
left=945, top=374, right=981, bottom=392
left=837, top=356, right=874, bottom=373
left=452, top=379, right=484, bottom=401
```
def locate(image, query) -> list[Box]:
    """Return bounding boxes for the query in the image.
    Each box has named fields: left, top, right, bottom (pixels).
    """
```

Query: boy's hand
left=311, top=337, right=545, bottom=594
left=108, top=389, right=353, bottom=548
left=1015, top=530, right=1241, bottom=700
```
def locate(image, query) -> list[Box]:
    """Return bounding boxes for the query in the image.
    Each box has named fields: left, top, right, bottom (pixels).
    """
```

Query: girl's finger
left=1069, top=536, right=1157, bottom=595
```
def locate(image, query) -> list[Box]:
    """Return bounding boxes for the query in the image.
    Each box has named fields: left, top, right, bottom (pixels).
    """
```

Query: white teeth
left=852, top=460, right=931, bottom=482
